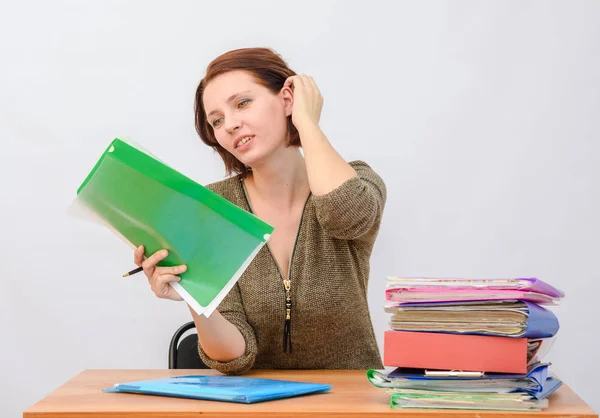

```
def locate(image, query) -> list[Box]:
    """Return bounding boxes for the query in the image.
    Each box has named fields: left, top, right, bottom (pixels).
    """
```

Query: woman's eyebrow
left=207, top=90, right=252, bottom=118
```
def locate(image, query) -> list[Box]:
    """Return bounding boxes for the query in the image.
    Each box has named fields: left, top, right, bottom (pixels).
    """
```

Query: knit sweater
left=197, top=160, right=386, bottom=374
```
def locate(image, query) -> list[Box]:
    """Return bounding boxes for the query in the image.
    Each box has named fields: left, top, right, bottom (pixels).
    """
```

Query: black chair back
left=168, top=321, right=209, bottom=369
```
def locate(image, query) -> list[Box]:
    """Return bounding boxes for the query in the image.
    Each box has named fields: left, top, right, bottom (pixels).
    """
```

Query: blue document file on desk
left=102, top=375, right=332, bottom=404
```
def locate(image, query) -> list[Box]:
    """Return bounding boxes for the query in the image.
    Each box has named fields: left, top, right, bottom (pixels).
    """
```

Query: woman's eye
left=212, top=118, right=223, bottom=128
left=238, top=98, right=250, bottom=108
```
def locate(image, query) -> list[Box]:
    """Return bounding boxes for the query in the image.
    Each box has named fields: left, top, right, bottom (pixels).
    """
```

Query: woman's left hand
left=284, top=74, right=323, bottom=131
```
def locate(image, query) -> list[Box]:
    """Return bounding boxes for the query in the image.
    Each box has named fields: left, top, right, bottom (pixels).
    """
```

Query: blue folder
left=522, top=301, right=560, bottom=338
left=102, top=375, right=332, bottom=404
left=533, top=376, right=562, bottom=400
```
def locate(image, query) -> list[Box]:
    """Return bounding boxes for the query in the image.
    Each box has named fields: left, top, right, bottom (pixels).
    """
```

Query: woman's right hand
left=134, top=245, right=187, bottom=301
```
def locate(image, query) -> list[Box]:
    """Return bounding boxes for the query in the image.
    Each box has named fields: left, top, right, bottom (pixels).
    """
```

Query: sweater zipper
left=281, top=194, right=310, bottom=353
left=240, top=178, right=311, bottom=353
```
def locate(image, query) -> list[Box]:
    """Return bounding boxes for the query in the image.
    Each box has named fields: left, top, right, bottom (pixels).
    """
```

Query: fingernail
left=162, top=250, right=168, bottom=256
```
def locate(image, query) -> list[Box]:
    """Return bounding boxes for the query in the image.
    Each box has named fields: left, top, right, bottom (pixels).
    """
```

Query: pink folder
left=385, top=277, right=564, bottom=305
left=383, top=330, right=532, bottom=373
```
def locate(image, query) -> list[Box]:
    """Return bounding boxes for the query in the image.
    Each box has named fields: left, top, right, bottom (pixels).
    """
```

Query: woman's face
left=203, top=70, right=292, bottom=168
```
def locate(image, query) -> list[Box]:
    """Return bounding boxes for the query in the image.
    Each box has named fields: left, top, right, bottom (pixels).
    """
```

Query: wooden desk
left=24, top=369, right=598, bottom=418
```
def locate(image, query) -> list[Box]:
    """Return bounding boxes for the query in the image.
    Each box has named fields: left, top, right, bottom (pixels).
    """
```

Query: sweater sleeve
left=312, top=160, right=386, bottom=243
left=196, top=282, right=258, bottom=375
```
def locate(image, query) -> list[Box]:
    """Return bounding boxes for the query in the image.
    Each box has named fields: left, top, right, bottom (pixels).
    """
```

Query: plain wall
left=1, top=1, right=598, bottom=416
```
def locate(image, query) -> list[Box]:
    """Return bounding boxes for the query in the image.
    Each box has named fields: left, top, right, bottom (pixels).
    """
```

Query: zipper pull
left=283, top=279, right=292, bottom=353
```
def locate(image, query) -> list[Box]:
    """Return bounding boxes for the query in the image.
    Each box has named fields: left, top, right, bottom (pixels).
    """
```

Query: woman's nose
left=225, top=116, right=241, bottom=133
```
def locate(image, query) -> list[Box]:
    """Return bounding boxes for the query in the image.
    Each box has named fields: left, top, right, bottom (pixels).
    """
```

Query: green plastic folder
left=75, top=138, right=274, bottom=317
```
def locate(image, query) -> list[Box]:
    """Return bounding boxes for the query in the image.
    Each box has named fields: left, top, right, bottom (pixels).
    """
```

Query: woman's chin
left=239, top=153, right=269, bottom=171
left=236, top=153, right=258, bottom=169
left=235, top=142, right=285, bottom=169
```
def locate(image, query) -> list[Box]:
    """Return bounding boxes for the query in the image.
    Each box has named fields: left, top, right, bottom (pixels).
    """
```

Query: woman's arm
left=312, top=160, right=386, bottom=242
left=193, top=283, right=258, bottom=375
left=285, top=75, right=386, bottom=242
left=299, top=123, right=359, bottom=196
left=188, top=306, right=246, bottom=362
left=285, top=74, right=357, bottom=196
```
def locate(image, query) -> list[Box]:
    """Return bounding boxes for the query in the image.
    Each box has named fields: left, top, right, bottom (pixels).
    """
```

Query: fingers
left=152, top=273, right=181, bottom=298
left=133, top=245, right=145, bottom=266
left=285, top=74, right=320, bottom=96
left=142, top=249, right=169, bottom=275
left=304, top=75, right=321, bottom=96
left=154, top=273, right=181, bottom=286
left=284, top=75, right=304, bottom=90
left=135, top=247, right=185, bottom=301
left=155, top=265, right=187, bottom=276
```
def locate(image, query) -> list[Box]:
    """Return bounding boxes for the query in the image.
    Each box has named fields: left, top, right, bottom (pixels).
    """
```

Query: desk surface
left=24, top=369, right=598, bottom=418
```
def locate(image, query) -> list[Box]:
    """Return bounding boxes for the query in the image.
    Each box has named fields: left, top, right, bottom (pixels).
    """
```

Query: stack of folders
left=367, top=277, right=565, bottom=411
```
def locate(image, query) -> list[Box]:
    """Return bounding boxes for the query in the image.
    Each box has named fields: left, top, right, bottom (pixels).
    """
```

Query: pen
left=122, top=266, right=143, bottom=277
left=424, top=370, right=484, bottom=377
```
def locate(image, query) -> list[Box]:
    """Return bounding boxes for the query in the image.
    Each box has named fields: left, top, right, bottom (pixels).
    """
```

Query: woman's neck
left=245, top=147, right=310, bottom=210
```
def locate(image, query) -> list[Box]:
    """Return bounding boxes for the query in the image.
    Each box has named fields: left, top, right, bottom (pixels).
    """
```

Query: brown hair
left=194, top=47, right=299, bottom=177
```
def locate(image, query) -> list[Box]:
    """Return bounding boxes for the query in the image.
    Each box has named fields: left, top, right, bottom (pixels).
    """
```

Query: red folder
left=383, top=331, right=529, bottom=373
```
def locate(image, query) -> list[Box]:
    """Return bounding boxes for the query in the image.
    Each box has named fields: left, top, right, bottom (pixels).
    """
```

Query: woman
left=133, top=47, right=386, bottom=375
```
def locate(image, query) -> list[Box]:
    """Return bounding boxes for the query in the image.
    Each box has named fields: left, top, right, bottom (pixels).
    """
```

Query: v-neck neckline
left=237, top=174, right=311, bottom=353
left=238, top=175, right=311, bottom=281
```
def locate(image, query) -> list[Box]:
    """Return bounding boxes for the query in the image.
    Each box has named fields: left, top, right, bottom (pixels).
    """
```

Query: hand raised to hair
left=283, top=74, right=323, bottom=131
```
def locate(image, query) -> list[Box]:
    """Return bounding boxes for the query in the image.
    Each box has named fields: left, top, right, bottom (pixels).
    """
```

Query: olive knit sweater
left=197, top=160, right=386, bottom=374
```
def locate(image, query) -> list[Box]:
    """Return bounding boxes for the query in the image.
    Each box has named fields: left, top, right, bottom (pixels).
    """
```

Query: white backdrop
left=1, top=1, right=598, bottom=416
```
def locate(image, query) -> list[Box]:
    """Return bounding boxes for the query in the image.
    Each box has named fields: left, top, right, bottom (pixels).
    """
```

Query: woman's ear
left=280, top=86, right=294, bottom=117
